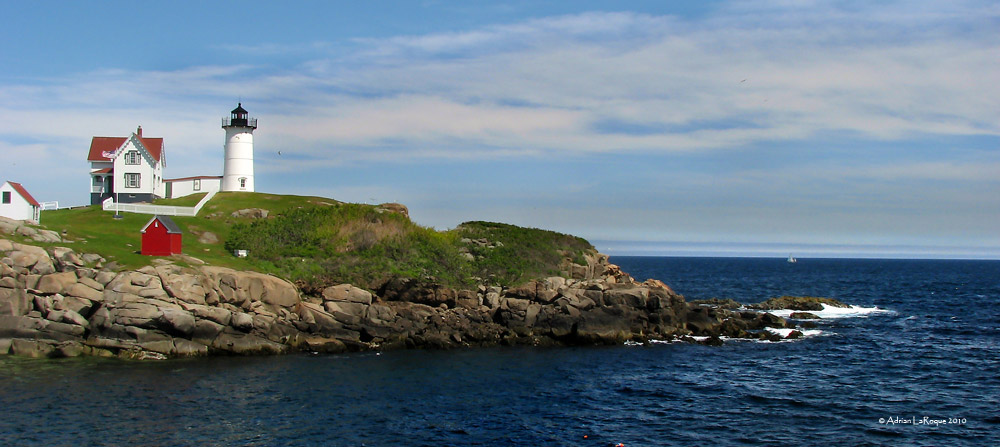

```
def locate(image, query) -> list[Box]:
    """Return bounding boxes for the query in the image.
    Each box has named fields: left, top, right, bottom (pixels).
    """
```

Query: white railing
left=102, top=191, right=217, bottom=217
left=40, top=201, right=59, bottom=210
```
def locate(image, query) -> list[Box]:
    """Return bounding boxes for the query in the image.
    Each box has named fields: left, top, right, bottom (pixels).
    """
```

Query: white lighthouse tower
left=221, top=103, right=257, bottom=192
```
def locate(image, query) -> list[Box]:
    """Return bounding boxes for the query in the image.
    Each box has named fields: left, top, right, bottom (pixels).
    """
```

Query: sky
left=1, top=0, right=997, bottom=259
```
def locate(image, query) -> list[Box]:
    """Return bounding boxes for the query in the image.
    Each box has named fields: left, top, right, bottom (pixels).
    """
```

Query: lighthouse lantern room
left=221, top=103, right=257, bottom=192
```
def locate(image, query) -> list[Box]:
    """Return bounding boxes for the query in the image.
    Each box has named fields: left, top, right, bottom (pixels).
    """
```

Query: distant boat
left=787, top=254, right=797, bottom=263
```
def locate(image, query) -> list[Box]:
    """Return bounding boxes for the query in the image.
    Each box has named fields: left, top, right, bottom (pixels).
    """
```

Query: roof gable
left=4, top=181, right=40, bottom=207
left=88, top=132, right=164, bottom=163
left=141, top=215, right=182, bottom=234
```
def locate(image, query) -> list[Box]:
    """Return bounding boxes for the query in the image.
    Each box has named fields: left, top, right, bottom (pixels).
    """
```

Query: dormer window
left=125, top=150, right=141, bottom=165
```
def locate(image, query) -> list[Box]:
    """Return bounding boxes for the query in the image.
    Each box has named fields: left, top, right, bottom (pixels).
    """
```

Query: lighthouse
left=221, top=103, right=257, bottom=192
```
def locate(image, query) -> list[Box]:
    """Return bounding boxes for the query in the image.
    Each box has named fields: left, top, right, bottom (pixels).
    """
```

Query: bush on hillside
left=224, top=204, right=596, bottom=291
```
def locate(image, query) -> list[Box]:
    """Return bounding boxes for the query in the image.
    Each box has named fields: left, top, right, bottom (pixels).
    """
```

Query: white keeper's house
left=88, top=104, right=257, bottom=205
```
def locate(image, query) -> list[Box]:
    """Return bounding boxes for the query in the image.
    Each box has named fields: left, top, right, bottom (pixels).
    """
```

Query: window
left=93, top=176, right=103, bottom=186
left=125, top=151, right=141, bottom=165
left=2, top=191, right=10, bottom=204
left=239, top=177, right=247, bottom=189
left=125, top=173, right=140, bottom=188
left=193, top=179, right=201, bottom=191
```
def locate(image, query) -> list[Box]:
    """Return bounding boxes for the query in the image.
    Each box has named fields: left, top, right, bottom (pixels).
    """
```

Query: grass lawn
left=38, top=192, right=342, bottom=270
left=34, top=192, right=595, bottom=289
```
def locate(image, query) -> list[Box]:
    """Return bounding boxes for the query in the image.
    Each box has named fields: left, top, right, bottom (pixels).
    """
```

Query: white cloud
left=4, top=4, right=997, bottom=162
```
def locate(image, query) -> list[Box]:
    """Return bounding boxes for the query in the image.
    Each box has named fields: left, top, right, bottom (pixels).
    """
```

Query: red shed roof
left=6, top=182, right=40, bottom=207
left=88, top=130, right=163, bottom=162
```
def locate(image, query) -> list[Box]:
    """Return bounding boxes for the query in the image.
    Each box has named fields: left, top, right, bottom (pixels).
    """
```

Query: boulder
left=750, top=296, right=849, bottom=311
left=685, top=306, right=722, bottom=335
left=202, top=266, right=300, bottom=309
left=77, top=276, right=105, bottom=291
left=212, top=329, right=286, bottom=355
left=322, top=284, right=373, bottom=305
left=197, top=232, right=219, bottom=244
left=94, top=271, right=117, bottom=286
left=156, top=265, right=209, bottom=304
left=0, top=315, right=46, bottom=338
left=505, top=282, right=538, bottom=302
left=230, top=208, right=270, bottom=219
left=65, top=283, right=104, bottom=302
left=51, top=341, right=87, bottom=358
left=575, top=308, right=631, bottom=343
left=192, top=319, right=225, bottom=344
left=36, top=272, right=78, bottom=294
left=52, top=247, right=84, bottom=268
left=173, top=339, right=209, bottom=356
left=376, top=203, right=408, bottom=218
left=501, top=298, right=530, bottom=314
left=10, top=245, right=55, bottom=275
left=59, top=296, right=95, bottom=316
left=11, top=339, right=54, bottom=358
left=158, top=309, right=196, bottom=337
left=455, top=289, right=478, bottom=309
left=366, top=304, right=397, bottom=325
left=48, top=309, right=89, bottom=328
left=183, top=304, right=232, bottom=326
left=112, top=302, right=162, bottom=328
left=603, top=286, right=648, bottom=308
left=760, top=313, right=789, bottom=329
left=0, top=288, right=31, bottom=316
left=231, top=312, right=254, bottom=332
left=0, top=219, right=19, bottom=236
left=32, top=229, right=62, bottom=243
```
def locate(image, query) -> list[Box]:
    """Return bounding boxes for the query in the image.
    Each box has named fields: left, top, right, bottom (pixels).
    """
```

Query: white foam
left=767, top=303, right=891, bottom=319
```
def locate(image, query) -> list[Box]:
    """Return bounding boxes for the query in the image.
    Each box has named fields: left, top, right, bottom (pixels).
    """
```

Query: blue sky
left=1, top=1, right=997, bottom=258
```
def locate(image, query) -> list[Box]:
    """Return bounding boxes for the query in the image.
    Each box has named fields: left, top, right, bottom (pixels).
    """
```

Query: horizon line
left=592, top=240, right=1000, bottom=261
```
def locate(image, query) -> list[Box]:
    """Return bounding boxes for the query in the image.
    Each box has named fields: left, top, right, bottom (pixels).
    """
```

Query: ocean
left=1, top=257, right=997, bottom=446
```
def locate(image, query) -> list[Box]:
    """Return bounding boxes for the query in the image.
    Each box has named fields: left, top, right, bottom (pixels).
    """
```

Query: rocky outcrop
left=748, top=296, right=849, bottom=311
left=0, top=238, right=831, bottom=359
left=0, top=216, right=62, bottom=244
left=230, top=208, right=270, bottom=219
left=0, top=239, right=307, bottom=359
left=376, top=203, right=409, bottom=218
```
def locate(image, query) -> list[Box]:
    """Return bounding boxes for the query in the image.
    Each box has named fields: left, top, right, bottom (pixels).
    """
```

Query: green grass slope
left=38, top=193, right=596, bottom=292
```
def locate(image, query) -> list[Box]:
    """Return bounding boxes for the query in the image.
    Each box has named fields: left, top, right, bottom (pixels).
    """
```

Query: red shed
left=141, top=215, right=182, bottom=256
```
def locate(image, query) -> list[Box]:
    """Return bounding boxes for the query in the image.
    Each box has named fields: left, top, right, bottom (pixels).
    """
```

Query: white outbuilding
left=0, top=181, right=41, bottom=223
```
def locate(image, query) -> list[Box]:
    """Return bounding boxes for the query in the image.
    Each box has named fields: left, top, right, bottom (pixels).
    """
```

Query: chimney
left=137, top=126, right=142, bottom=138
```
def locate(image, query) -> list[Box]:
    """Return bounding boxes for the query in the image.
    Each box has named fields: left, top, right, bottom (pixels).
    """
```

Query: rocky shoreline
left=1, top=237, right=837, bottom=360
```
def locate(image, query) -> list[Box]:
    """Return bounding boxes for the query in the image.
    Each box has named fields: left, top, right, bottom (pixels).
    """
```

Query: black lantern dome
left=222, top=102, right=257, bottom=129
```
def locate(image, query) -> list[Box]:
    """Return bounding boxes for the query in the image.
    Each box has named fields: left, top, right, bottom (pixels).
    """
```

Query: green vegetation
left=224, top=203, right=471, bottom=291
left=37, top=193, right=596, bottom=291
left=154, top=193, right=207, bottom=207
left=456, top=221, right=594, bottom=286
left=39, top=192, right=338, bottom=269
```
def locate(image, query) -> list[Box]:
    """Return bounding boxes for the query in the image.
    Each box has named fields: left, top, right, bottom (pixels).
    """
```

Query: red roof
left=92, top=168, right=113, bottom=174
left=87, top=133, right=164, bottom=162
left=7, top=182, right=40, bottom=207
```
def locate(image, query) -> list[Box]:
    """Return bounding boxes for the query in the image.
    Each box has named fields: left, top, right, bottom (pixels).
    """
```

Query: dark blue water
left=1, top=257, right=998, bottom=446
